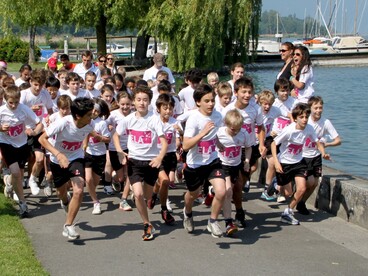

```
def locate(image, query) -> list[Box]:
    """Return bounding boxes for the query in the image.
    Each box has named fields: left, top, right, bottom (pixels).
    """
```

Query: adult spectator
left=96, top=54, right=107, bottom=71
left=277, top=42, right=294, bottom=80
left=105, top=53, right=117, bottom=75
left=73, top=50, right=101, bottom=81
left=143, top=53, right=175, bottom=85
left=59, top=54, right=76, bottom=72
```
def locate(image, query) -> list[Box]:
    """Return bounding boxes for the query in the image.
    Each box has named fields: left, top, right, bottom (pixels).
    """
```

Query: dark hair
left=104, top=76, right=115, bottom=85
left=294, top=45, right=312, bottom=80
left=71, top=97, right=94, bottom=120
left=113, top=73, right=125, bottom=91
left=193, top=83, right=214, bottom=105
left=292, top=103, right=311, bottom=120
left=307, top=95, right=324, bottom=107
left=156, top=93, right=175, bottom=110
left=46, top=76, right=60, bottom=89
left=234, top=76, right=254, bottom=92
left=4, top=85, right=20, bottom=100
left=157, top=79, right=172, bottom=93
left=282, top=42, right=294, bottom=51
left=57, top=94, right=72, bottom=109
left=85, top=71, right=97, bottom=79
left=60, top=54, right=70, bottom=61
left=230, top=62, right=244, bottom=72
left=186, top=68, right=202, bottom=84
left=124, top=77, right=135, bottom=86
left=100, top=68, right=112, bottom=77
left=136, top=79, right=148, bottom=87
left=66, top=72, right=80, bottom=83
left=94, top=97, right=110, bottom=118
left=19, top=64, right=32, bottom=73
left=156, top=70, right=169, bottom=79
left=116, top=91, right=132, bottom=102
left=30, top=69, right=46, bottom=85
left=19, top=82, right=31, bottom=91
left=274, top=78, right=291, bottom=92
left=133, top=85, right=153, bottom=101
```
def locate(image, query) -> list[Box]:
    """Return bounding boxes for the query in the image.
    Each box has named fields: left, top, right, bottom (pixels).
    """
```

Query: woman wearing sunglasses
left=277, top=42, right=294, bottom=80
left=290, top=45, right=314, bottom=104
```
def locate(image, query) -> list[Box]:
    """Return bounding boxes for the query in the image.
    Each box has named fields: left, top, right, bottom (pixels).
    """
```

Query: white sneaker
left=19, top=201, right=29, bottom=217
left=277, top=195, right=286, bottom=203
left=62, top=224, right=80, bottom=240
left=207, top=220, right=223, bottom=238
left=60, top=192, right=72, bottom=214
left=92, top=202, right=102, bottom=215
left=28, top=176, right=40, bottom=195
left=103, top=185, right=114, bottom=195
left=3, top=174, right=13, bottom=198
left=166, top=198, right=173, bottom=213
left=13, top=192, right=19, bottom=202
left=43, top=179, right=53, bottom=197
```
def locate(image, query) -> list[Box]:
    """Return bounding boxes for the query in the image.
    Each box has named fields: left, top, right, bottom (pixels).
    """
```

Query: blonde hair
left=224, top=109, right=243, bottom=129
left=217, top=81, right=232, bottom=98
left=258, top=89, right=275, bottom=105
left=4, top=85, right=20, bottom=100
left=207, top=72, right=219, bottom=83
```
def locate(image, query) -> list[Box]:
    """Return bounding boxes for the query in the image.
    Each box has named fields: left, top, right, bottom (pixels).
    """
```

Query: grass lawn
left=7, top=62, right=46, bottom=73
left=0, top=185, right=48, bottom=275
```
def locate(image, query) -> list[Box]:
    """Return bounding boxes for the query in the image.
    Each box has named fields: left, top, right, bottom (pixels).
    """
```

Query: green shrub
left=0, top=36, right=41, bottom=63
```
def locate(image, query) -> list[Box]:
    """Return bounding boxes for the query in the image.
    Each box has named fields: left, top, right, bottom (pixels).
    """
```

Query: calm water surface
left=247, top=66, right=368, bottom=180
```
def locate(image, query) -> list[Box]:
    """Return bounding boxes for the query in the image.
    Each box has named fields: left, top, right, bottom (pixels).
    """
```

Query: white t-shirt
left=184, top=109, right=223, bottom=168
left=115, top=111, right=164, bottom=160
left=259, top=106, right=286, bottom=137
left=296, top=66, right=314, bottom=103
left=86, top=117, right=110, bottom=156
left=178, top=85, right=196, bottom=112
left=105, top=109, right=127, bottom=151
left=150, top=94, right=183, bottom=116
left=20, top=88, right=53, bottom=120
left=222, top=101, right=263, bottom=146
left=272, top=97, right=296, bottom=135
left=143, top=66, right=175, bottom=84
left=274, top=122, right=317, bottom=164
left=303, top=117, right=339, bottom=158
left=73, top=63, right=101, bottom=81
left=45, top=115, right=94, bottom=164
left=87, top=88, right=101, bottom=99
left=0, top=104, right=40, bottom=147
left=15, top=78, right=26, bottom=87
left=217, top=126, right=252, bottom=166
left=60, top=89, right=90, bottom=101
left=51, top=92, right=60, bottom=113
left=159, top=117, right=181, bottom=153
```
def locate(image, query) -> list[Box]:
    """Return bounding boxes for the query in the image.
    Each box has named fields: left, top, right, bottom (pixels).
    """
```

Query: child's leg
left=121, top=165, right=131, bottom=199
left=132, top=182, right=150, bottom=224
left=222, top=176, right=233, bottom=220
left=65, top=176, right=84, bottom=225
left=9, top=162, right=25, bottom=201
left=303, top=175, right=319, bottom=202
left=85, top=167, right=98, bottom=202
left=184, top=187, right=201, bottom=214
left=158, top=170, right=170, bottom=207
left=265, top=156, right=276, bottom=187
left=289, top=176, right=307, bottom=210
left=209, top=177, right=226, bottom=220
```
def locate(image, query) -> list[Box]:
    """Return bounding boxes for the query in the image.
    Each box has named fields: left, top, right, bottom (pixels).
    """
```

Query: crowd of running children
left=0, top=46, right=341, bottom=241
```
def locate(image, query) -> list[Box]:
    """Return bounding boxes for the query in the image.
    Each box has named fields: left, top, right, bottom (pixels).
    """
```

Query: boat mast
left=317, top=0, right=333, bottom=38
left=354, top=0, right=358, bottom=34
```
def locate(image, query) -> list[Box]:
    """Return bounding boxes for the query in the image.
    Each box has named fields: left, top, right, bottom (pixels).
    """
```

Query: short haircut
left=100, top=68, right=112, bottom=77
left=85, top=71, right=97, bottom=79
left=230, top=62, right=244, bottom=72
left=82, top=50, right=93, bottom=59
left=116, top=91, right=132, bottom=102
left=124, top=77, right=135, bottom=86
left=104, top=76, right=115, bottom=85
left=234, top=76, right=254, bottom=92
left=30, top=69, right=46, bottom=85
left=133, top=85, right=153, bottom=101
left=57, top=94, right=72, bottom=109
left=19, top=64, right=32, bottom=73
left=224, top=109, right=244, bottom=129
left=193, top=83, right=214, bottom=105
left=258, top=89, right=275, bottom=105
left=207, top=72, right=219, bottom=82
left=60, top=54, right=70, bottom=61
left=157, top=79, right=172, bottom=93
left=292, top=103, right=311, bottom=120
left=308, top=95, right=324, bottom=107
left=100, top=84, right=114, bottom=95
left=19, top=82, right=31, bottom=91
left=94, top=97, right=110, bottom=118
left=57, top=69, right=68, bottom=78
left=46, top=76, right=60, bottom=89
left=274, top=78, right=291, bottom=92
left=217, top=82, right=232, bottom=97
left=70, top=97, right=94, bottom=120
left=4, top=85, right=20, bottom=100
left=66, top=72, right=80, bottom=83
left=156, top=93, right=175, bottom=110
left=156, top=70, right=169, bottom=80
left=2, top=77, right=15, bottom=88
left=282, top=42, right=294, bottom=51
left=136, top=79, right=148, bottom=87
left=186, top=68, right=202, bottom=84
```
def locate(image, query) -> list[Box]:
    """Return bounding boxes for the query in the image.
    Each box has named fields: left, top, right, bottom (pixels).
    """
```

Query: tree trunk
left=95, top=11, right=107, bottom=55
left=134, top=34, right=150, bottom=65
left=28, top=26, right=36, bottom=64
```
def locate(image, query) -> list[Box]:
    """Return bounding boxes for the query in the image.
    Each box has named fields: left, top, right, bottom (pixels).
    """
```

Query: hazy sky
left=262, top=0, right=368, bottom=35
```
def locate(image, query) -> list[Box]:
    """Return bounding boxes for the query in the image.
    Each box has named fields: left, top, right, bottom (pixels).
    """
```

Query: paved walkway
left=20, top=181, right=368, bottom=276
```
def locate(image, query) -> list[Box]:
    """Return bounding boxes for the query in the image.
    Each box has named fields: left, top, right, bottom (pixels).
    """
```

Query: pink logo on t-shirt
left=287, top=143, right=303, bottom=155
left=305, top=137, right=316, bottom=149
left=242, top=123, right=252, bottom=134
left=221, top=146, right=241, bottom=158
left=89, top=133, right=100, bottom=144
left=61, top=141, right=82, bottom=151
left=197, top=139, right=216, bottom=155
left=130, top=129, right=152, bottom=144
left=265, top=123, right=272, bottom=134
left=158, top=132, right=173, bottom=145
left=276, top=117, right=290, bottom=130
left=8, top=124, right=23, bottom=137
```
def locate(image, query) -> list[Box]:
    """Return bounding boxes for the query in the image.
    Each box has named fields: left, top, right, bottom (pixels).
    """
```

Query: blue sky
left=262, top=0, right=368, bottom=35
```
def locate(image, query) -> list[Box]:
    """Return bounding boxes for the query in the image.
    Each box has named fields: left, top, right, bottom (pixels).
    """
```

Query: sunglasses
left=279, top=49, right=288, bottom=53
left=99, top=59, right=106, bottom=63
left=293, top=53, right=301, bottom=57
left=107, top=58, right=113, bottom=60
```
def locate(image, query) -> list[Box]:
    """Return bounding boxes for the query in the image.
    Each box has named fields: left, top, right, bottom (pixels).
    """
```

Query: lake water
left=246, top=65, right=368, bottom=180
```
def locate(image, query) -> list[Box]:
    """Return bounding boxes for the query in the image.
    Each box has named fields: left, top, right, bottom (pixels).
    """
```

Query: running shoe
left=62, top=224, right=80, bottom=240
left=60, top=192, right=72, bottom=214
left=28, top=175, right=40, bottom=196
left=194, top=193, right=205, bottom=204
left=161, top=209, right=175, bottom=226
left=204, top=186, right=215, bottom=207
left=142, top=223, right=155, bottom=241
left=243, top=181, right=250, bottom=193
left=166, top=198, right=173, bottom=213
left=103, top=185, right=114, bottom=195
left=18, top=201, right=29, bottom=218
left=296, top=201, right=310, bottom=215
left=112, top=181, right=122, bottom=192
left=234, top=210, right=247, bottom=228
left=92, top=202, right=102, bottom=215
left=3, top=174, right=13, bottom=198
left=281, top=211, right=300, bottom=225
left=207, top=220, right=223, bottom=238
left=183, top=208, right=194, bottom=233
left=168, top=182, right=177, bottom=189
left=119, top=199, right=133, bottom=211
left=43, top=179, right=53, bottom=197
left=261, top=191, right=277, bottom=201
left=277, top=195, right=286, bottom=203
left=225, top=222, right=238, bottom=237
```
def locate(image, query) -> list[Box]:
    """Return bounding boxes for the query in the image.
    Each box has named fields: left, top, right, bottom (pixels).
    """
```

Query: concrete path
left=21, top=182, right=368, bottom=276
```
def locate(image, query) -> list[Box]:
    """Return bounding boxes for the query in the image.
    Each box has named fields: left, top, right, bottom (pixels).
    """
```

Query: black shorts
left=28, top=132, right=44, bottom=152
left=160, top=152, right=177, bottom=175
left=85, top=152, right=106, bottom=176
left=109, top=150, right=123, bottom=171
left=184, top=158, right=225, bottom=192
left=0, top=143, right=29, bottom=169
left=128, top=158, right=159, bottom=186
left=222, top=163, right=241, bottom=184
left=276, top=159, right=308, bottom=186
left=264, top=136, right=274, bottom=156
left=50, top=158, right=85, bottom=188
left=304, top=155, right=322, bottom=177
